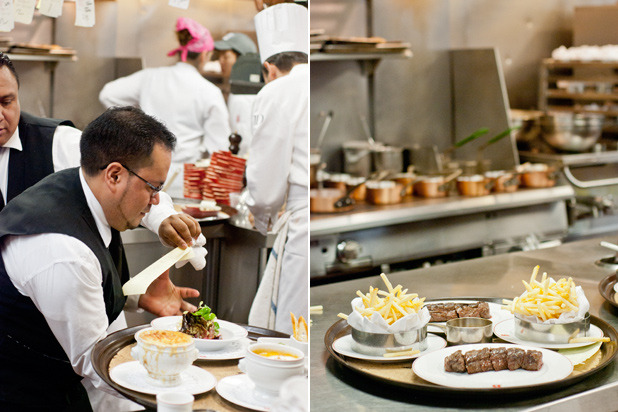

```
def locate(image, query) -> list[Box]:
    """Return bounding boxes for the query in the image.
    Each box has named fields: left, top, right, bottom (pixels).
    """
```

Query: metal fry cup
left=350, top=325, right=428, bottom=356
left=514, top=313, right=590, bottom=344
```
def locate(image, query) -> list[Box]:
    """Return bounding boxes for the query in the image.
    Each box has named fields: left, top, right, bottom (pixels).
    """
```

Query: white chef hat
left=254, top=3, right=309, bottom=63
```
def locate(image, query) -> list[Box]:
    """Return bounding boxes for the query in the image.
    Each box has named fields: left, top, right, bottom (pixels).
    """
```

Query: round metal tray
left=325, top=297, right=618, bottom=396
left=92, top=324, right=288, bottom=410
left=599, top=273, right=618, bottom=309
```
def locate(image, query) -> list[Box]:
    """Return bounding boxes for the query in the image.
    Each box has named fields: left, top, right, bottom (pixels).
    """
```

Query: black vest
left=2, top=111, right=75, bottom=210
left=0, top=168, right=128, bottom=411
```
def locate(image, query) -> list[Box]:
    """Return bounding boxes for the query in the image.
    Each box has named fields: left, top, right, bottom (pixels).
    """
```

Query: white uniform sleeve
left=2, top=234, right=123, bottom=398
left=201, top=91, right=232, bottom=155
left=140, top=191, right=178, bottom=246
left=52, top=125, right=82, bottom=171
left=246, top=86, right=293, bottom=234
left=99, top=71, right=145, bottom=108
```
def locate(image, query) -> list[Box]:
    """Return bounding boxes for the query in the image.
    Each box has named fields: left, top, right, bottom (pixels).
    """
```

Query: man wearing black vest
left=0, top=106, right=203, bottom=411
left=0, top=52, right=82, bottom=212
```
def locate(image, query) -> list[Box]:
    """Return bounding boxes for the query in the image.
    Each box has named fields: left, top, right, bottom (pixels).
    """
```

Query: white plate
left=197, top=338, right=250, bottom=360
left=216, top=374, right=273, bottom=412
left=332, top=333, right=447, bottom=362
left=426, top=300, right=513, bottom=334
left=493, top=318, right=605, bottom=349
left=151, top=316, right=248, bottom=352
left=110, top=361, right=216, bottom=395
left=412, top=343, right=573, bottom=389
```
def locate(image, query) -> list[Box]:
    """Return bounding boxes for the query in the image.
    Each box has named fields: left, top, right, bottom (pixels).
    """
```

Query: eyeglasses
left=120, top=164, right=163, bottom=197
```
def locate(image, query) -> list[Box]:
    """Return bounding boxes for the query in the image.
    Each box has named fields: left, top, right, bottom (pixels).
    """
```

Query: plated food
left=338, top=273, right=431, bottom=356
left=181, top=303, right=220, bottom=340
left=444, top=346, right=543, bottom=374
left=427, top=301, right=491, bottom=322
left=413, top=343, right=573, bottom=389
left=502, top=266, right=591, bottom=344
left=151, top=304, right=248, bottom=352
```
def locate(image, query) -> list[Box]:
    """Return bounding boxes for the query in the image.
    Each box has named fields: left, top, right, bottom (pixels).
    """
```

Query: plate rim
left=324, top=297, right=618, bottom=395
left=216, top=374, right=271, bottom=412
left=411, top=342, right=573, bottom=389
left=110, top=361, right=216, bottom=395
left=332, top=333, right=446, bottom=362
left=493, top=317, right=604, bottom=349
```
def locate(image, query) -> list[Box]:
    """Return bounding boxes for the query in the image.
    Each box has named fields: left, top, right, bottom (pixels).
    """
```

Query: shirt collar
left=2, top=126, right=22, bottom=151
left=79, top=168, right=112, bottom=247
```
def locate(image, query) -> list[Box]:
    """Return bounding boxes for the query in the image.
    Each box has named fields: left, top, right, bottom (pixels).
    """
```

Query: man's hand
left=138, top=269, right=199, bottom=316
left=159, top=213, right=201, bottom=249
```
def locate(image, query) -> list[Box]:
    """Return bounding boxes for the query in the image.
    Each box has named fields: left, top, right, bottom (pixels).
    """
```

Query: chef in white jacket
left=99, top=17, right=231, bottom=199
left=247, top=3, right=309, bottom=334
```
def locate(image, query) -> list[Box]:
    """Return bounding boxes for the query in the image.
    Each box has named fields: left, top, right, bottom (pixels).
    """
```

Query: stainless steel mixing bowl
left=540, top=113, right=604, bottom=152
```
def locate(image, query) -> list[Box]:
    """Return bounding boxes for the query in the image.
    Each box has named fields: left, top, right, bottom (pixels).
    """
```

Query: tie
left=108, top=229, right=130, bottom=284
left=0, top=189, right=5, bottom=213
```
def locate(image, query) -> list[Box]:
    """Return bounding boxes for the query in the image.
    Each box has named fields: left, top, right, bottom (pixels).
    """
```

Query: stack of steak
left=444, top=347, right=543, bottom=374
left=427, top=301, right=491, bottom=322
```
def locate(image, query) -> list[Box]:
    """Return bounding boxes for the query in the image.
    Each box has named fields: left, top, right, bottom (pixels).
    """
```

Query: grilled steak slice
left=428, top=301, right=491, bottom=322
left=489, top=347, right=508, bottom=371
left=464, top=348, right=492, bottom=374
left=444, top=350, right=466, bottom=373
left=456, top=301, right=491, bottom=319
left=427, top=303, right=459, bottom=322
left=522, top=350, right=543, bottom=371
left=506, top=347, right=525, bottom=370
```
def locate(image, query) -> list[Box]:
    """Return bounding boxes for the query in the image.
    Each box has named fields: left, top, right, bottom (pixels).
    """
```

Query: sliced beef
left=444, top=350, right=466, bottom=373
left=522, top=350, right=543, bottom=371
left=429, top=301, right=491, bottom=322
left=489, top=347, right=508, bottom=371
left=464, top=348, right=492, bottom=374
left=445, top=346, right=543, bottom=374
left=506, top=347, right=525, bottom=371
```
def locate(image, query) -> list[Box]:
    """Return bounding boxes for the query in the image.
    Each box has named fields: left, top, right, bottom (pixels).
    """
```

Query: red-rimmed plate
left=412, top=343, right=573, bottom=389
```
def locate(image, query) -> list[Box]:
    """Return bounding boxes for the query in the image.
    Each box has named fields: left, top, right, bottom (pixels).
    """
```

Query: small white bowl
left=151, top=315, right=248, bottom=352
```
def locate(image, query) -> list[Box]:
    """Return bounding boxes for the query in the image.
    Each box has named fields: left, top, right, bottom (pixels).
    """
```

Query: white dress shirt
left=0, top=124, right=81, bottom=201
left=1, top=169, right=127, bottom=398
left=99, top=62, right=232, bottom=198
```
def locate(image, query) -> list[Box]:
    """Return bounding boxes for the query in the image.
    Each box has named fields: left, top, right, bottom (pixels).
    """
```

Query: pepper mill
left=229, top=132, right=242, bottom=155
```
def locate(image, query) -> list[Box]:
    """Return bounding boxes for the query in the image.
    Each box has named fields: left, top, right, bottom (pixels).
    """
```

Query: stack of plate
left=203, top=151, right=246, bottom=205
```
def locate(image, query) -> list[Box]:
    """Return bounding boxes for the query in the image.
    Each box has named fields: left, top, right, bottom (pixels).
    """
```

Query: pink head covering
left=167, top=17, right=214, bottom=62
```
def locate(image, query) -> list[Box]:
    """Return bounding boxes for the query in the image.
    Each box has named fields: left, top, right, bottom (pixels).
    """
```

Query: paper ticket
left=122, top=247, right=194, bottom=295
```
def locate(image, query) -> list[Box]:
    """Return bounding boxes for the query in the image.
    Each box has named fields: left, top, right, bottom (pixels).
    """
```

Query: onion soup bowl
left=238, top=343, right=306, bottom=398
left=131, top=328, right=199, bottom=387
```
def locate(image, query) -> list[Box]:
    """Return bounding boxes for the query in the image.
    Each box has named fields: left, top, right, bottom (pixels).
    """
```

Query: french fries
left=502, top=265, right=580, bottom=321
left=569, top=336, right=610, bottom=344
left=353, top=273, right=425, bottom=325
left=291, top=312, right=308, bottom=342
left=383, top=349, right=420, bottom=358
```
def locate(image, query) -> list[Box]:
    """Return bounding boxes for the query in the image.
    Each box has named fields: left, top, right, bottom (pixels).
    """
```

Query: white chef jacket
left=99, top=62, right=232, bottom=198
left=1, top=169, right=145, bottom=408
left=246, top=64, right=309, bottom=333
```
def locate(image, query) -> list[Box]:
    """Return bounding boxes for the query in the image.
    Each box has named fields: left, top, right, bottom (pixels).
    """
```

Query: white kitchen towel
left=248, top=210, right=292, bottom=330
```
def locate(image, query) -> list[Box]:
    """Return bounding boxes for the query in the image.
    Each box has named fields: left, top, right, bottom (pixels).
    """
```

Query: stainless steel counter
left=310, top=186, right=574, bottom=277
left=310, top=186, right=574, bottom=236
left=310, top=234, right=618, bottom=411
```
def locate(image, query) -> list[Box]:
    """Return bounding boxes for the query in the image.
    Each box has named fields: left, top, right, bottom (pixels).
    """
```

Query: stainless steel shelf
left=310, top=49, right=412, bottom=62
left=6, top=53, right=77, bottom=62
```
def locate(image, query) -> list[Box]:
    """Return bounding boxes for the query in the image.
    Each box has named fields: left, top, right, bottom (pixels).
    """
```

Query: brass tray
left=599, top=273, right=618, bottom=309
left=325, top=297, right=618, bottom=396
left=92, top=324, right=288, bottom=410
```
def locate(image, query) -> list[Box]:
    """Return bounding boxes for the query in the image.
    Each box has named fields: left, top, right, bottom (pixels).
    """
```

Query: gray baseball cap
left=215, top=32, right=257, bottom=55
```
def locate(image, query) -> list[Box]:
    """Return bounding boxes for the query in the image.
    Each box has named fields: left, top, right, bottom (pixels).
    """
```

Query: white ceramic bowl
left=151, top=315, right=248, bottom=352
left=131, top=328, right=198, bottom=387
left=238, top=343, right=306, bottom=397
